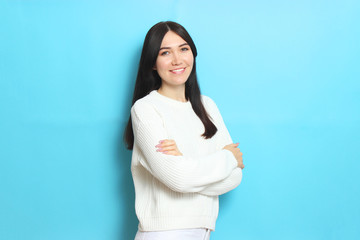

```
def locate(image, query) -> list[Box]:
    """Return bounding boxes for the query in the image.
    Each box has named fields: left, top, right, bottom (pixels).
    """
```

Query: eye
left=160, top=51, right=169, bottom=56
left=181, top=47, right=189, bottom=52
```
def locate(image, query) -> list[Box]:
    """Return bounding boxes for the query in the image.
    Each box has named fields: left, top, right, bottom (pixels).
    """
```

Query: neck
left=157, top=84, right=187, bottom=102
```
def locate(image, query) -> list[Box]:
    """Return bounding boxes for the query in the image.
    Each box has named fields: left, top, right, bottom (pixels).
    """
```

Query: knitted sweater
left=131, top=90, right=242, bottom=231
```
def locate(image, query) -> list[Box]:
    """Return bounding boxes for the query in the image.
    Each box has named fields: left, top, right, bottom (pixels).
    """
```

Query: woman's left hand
left=155, top=139, right=183, bottom=156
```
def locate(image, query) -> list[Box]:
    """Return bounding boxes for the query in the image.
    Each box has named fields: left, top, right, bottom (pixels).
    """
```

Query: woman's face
left=154, top=31, right=194, bottom=88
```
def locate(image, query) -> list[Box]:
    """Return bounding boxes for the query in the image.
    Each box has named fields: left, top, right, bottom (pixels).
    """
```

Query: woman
left=124, top=21, right=244, bottom=240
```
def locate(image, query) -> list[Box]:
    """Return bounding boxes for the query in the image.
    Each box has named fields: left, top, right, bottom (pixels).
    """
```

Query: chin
left=172, top=79, right=188, bottom=86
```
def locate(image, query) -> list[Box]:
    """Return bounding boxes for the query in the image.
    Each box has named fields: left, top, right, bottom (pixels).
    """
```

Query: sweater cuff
left=222, top=149, right=239, bottom=168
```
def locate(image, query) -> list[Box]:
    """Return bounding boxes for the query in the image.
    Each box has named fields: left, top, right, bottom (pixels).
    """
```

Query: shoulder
left=131, top=91, right=163, bottom=121
left=133, top=93, right=153, bottom=109
left=201, top=95, right=219, bottom=111
left=201, top=95, right=225, bottom=122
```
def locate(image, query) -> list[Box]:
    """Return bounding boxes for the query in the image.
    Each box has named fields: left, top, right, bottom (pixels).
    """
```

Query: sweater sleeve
left=198, top=167, right=242, bottom=196
left=131, top=100, right=238, bottom=194
left=196, top=96, right=243, bottom=196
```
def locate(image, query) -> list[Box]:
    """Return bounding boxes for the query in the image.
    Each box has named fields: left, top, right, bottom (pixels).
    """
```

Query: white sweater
left=130, top=90, right=242, bottom=231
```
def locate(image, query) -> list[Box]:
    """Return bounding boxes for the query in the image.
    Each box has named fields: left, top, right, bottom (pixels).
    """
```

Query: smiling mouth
left=170, top=68, right=186, bottom=74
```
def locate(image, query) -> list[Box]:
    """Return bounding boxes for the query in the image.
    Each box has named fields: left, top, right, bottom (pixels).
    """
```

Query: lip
left=170, top=67, right=186, bottom=74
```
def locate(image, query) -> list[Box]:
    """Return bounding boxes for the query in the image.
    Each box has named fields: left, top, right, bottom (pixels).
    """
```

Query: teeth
left=171, top=68, right=185, bottom=72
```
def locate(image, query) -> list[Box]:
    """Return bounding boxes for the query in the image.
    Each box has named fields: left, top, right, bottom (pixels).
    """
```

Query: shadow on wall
left=116, top=45, right=143, bottom=240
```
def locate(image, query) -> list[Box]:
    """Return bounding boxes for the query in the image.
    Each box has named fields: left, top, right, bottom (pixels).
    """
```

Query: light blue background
left=1, top=0, right=359, bottom=239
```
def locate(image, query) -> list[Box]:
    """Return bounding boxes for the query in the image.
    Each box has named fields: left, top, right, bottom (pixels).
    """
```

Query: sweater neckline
left=150, top=90, right=192, bottom=107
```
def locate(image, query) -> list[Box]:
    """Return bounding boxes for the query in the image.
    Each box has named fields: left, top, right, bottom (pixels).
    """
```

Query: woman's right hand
left=155, top=139, right=183, bottom=156
left=223, top=143, right=244, bottom=169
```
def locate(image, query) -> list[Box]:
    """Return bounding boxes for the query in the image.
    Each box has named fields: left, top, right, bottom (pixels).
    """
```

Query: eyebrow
left=159, top=43, right=189, bottom=51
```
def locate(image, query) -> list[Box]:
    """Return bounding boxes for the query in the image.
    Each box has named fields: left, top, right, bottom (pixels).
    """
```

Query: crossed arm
left=156, top=139, right=244, bottom=170
left=131, top=99, right=244, bottom=196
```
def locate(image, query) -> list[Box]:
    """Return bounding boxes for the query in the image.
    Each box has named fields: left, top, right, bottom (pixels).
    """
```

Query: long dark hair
left=124, top=21, right=217, bottom=149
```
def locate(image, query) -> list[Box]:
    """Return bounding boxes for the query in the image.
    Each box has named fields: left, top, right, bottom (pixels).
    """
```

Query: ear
left=152, top=66, right=157, bottom=70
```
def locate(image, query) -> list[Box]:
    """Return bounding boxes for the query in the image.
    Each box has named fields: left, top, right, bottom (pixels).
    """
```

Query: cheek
left=156, top=57, right=172, bottom=68
left=185, top=52, right=194, bottom=63
left=187, top=55, right=194, bottom=68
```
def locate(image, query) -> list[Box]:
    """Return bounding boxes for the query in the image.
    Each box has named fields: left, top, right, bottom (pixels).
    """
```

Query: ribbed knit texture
left=131, top=90, right=242, bottom=231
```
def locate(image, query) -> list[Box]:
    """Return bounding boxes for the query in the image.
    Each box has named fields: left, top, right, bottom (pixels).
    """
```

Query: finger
left=162, top=150, right=181, bottom=156
left=157, top=139, right=172, bottom=145
left=159, top=139, right=175, bottom=144
left=156, top=145, right=179, bottom=153
left=160, top=141, right=176, bottom=148
left=228, top=143, right=239, bottom=147
left=159, top=146, right=177, bottom=152
left=156, top=147, right=170, bottom=152
left=156, top=143, right=176, bottom=150
left=156, top=139, right=176, bottom=147
left=156, top=140, right=173, bottom=148
left=155, top=140, right=164, bottom=148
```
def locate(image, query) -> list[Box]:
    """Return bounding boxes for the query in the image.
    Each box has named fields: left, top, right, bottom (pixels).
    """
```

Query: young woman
left=124, top=21, right=244, bottom=240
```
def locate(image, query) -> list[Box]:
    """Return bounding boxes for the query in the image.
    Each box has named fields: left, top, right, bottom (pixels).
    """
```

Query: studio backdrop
left=1, top=1, right=359, bottom=240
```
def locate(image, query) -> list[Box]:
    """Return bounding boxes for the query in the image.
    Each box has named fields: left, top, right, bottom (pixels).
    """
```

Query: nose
left=171, top=51, right=182, bottom=66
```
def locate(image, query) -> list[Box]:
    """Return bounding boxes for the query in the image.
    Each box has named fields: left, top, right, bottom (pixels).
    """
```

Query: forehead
left=160, top=31, right=187, bottom=47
